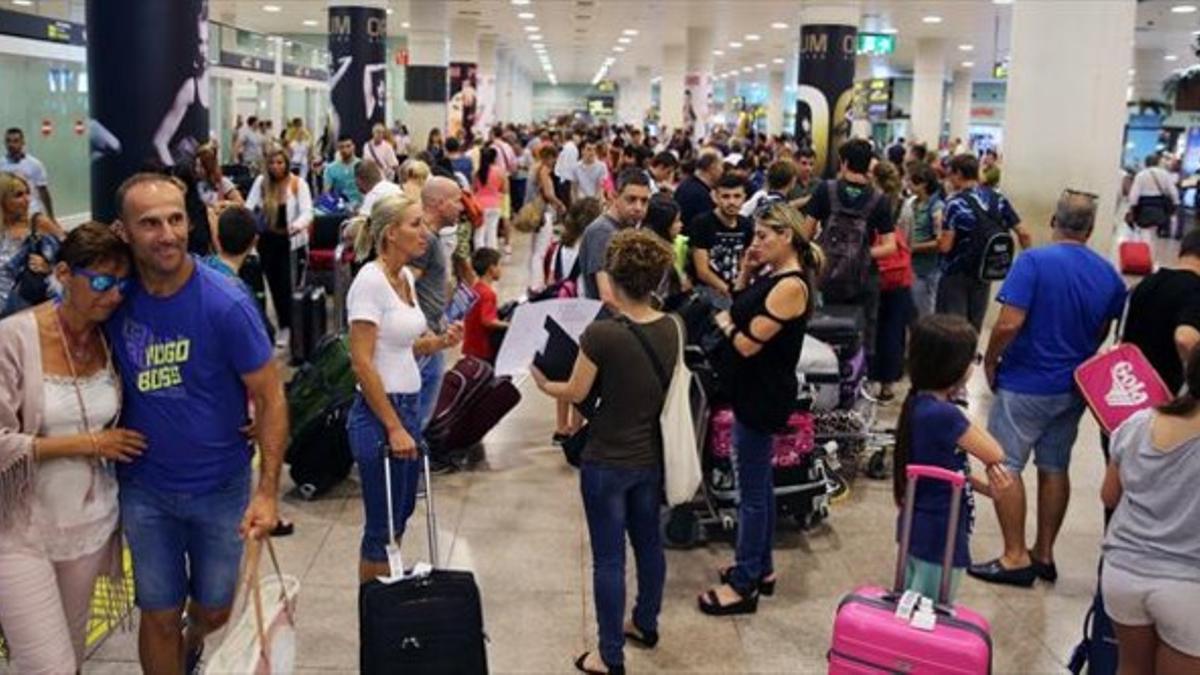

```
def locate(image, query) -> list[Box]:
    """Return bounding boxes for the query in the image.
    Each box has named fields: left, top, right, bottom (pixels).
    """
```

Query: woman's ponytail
left=349, top=214, right=372, bottom=262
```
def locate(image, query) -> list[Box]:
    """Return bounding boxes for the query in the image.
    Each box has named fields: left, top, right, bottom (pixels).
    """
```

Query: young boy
left=572, top=140, right=608, bottom=201
left=462, top=247, right=509, bottom=363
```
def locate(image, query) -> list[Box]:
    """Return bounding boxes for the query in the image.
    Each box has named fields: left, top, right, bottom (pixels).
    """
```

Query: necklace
left=55, top=306, right=96, bottom=364
left=53, top=306, right=118, bottom=503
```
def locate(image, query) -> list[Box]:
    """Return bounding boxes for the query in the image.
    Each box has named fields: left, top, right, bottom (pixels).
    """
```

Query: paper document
left=494, top=298, right=602, bottom=377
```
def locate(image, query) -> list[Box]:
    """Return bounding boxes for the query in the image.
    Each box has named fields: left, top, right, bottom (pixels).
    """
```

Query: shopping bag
left=660, top=316, right=702, bottom=506
left=205, top=539, right=299, bottom=675
left=1075, top=343, right=1172, bottom=435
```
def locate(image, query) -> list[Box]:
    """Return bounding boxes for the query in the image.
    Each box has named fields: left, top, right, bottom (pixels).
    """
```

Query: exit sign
left=857, top=33, right=896, bottom=56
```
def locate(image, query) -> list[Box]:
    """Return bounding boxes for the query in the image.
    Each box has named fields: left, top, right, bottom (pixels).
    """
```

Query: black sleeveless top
left=728, top=270, right=809, bottom=433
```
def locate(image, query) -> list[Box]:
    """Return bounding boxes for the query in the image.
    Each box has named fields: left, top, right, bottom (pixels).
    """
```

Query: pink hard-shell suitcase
left=707, top=406, right=814, bottom=468
left=1074, top=343, right=1172, bottom=435
left=829, top=465, right=992, bottom=674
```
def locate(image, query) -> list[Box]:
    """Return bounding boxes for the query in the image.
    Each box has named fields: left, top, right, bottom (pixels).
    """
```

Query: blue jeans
left=911, top=269, right=941, bottom=318
left=988, top=389, right=1086, bottom=475
left=730, top=419, right=776, bottom=595
left=119, top=465, right=251, bottom=611
left=417, top=350, right=446, bottom=431
left=347, top=392, right=423, bottom=562
left=580, top=463, right=665, bottom=669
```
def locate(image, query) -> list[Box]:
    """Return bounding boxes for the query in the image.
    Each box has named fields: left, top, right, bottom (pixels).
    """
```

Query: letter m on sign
left=331, top=15, right=351, bottom=36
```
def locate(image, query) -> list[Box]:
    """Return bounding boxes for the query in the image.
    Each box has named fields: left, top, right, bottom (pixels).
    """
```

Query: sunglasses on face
left=74, top=267, right=133, bottom=295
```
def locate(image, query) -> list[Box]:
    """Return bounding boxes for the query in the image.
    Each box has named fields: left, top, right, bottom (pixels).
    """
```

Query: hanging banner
left=448, top=61, right=478, bottom=141
left=328, top=6, right=387, bottom=151
left=796, top=24, right=857, bottom=178
left=87, top=0, right=211, bottom=222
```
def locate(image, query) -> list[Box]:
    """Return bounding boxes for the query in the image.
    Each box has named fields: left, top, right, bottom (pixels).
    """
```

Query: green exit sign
left=857, top=33, right=896, bottom=56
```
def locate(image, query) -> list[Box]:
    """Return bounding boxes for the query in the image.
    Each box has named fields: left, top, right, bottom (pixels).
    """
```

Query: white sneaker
left=275, top=328, right=291, bottom=349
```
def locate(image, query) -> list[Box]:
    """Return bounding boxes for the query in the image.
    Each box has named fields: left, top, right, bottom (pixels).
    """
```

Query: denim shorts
left=347, top=391, right=424, bottom=562
left=988, top=389, right=1086, bottom=474
left=119, top=465, right=251, bottom=611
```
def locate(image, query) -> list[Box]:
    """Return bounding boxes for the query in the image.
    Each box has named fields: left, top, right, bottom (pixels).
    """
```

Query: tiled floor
left=71, top=231, right=1182, bottom=674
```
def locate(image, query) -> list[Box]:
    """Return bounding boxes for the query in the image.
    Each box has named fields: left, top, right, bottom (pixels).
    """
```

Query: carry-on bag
left=1118, top=225, right=1153, bottom=276
left=807, top=304, right=865, bottom=358
left=424, top=357, right=521, bottom=454
left=289, top=284, right=327, bottom=364
left=1074, top=343, right=1171, bottom=435
left=358, top=452, right=488, bottom=675
left=205, top=539, right=299, bottom=674
left=286, top=335, right=355, bottom=499
left=829, top=465, right=992, bottom=674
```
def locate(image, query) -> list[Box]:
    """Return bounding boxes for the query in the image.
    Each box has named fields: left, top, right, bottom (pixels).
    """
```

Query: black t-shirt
left=803, top=178, right=894, bottom=240
left=690, top=210, right=754, bottom=289
left=729, top=271, right=809, bottom=432
left=675, top=175, right=715, bottom=237
left=1122, top=268, right=1200, bottom=393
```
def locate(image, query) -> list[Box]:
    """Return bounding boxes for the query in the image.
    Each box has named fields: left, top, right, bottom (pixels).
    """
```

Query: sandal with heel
left=574, top=651, right=625, bottom=675
left=718, top=566, right=776, bottom=596
left=698, top=588, right=759, bottom=616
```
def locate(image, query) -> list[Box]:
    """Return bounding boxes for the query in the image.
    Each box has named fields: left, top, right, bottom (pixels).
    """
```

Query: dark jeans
left=580, top=462, right=665, bottom=668
left=258, top=230, right=296, bottom=331
left=873, top=287, right=915, bottom=384
left=936, top=272, right=992, bottom=335
left=729, top=419, right=776, bottom=596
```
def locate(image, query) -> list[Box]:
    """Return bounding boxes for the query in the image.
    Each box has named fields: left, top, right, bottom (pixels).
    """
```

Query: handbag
left=623, top=315, right=702, bottom=506
left=205, top=539, right=299, bottom=675
left=512, top=196, right=544, bottom=233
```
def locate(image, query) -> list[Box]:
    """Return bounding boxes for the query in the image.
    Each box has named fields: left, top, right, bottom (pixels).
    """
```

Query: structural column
left=948, top=67, right=973, bottom=151
left=447, top=17, right=479, bottom=139
left=685, top=26, right=715, bottom=137
left=87, top=0, right=211, bottom=221
left=328, top=3, right=387, bottom=151
left=630, top=65, right=653, bottom=128
left=404, top=2, right=449, bottom=150
left=476, top=35, right=497, bottom=131
left=910, top=38, right=947, bottom=147
left=767, top=68, right=786, bottom=136
left=1003, top=0, right=1135, bottom=252
left=661, top=44, right=687, bottom=132
left=1131, top=47, right=1169, bottom=103
left=797, top=1, right=860, bottom=177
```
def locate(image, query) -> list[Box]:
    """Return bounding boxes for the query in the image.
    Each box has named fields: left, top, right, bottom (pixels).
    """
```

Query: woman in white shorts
left=1101, top=345, right=1200, bottom=675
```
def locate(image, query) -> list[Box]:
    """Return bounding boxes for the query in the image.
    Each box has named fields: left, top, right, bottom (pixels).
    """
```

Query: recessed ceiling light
left=623, top=29, right=639, bottom=36
left=771, top=22, right=789, bottom=30
left=618, top=37, right=632, bottom=44
left=523, top=25, right=540, bottom=32
left=401, top=21, right=410, bottom=28
left=302, top=19, right=318, bottom=27
left=880, top=27, right=899, bottom=35
left=772, top=57, right=785, bottom=64
left=993, top=0, right=1013, bottom=4
left=745, top=34, right=761, bottom=41
left=959, top=44, right=974, bottom=51
left=755, top=62, right=766, bottom=69
left=262, top=4, right=281, bottom=12
left=386, top=8, right=393, bottom=15
left=729, top=41, right=743, bottom=48
left=518, top=12, right=535, bottom=20
left=922, top=15, right=942, bottom=24
left=1128, top=68, right=1136, bottom=76
left=527, top=33, right=543, bottom=40
left=13, top=0, right=33, bottom=6
left=1171, top=4, right=1198, bottom=14
left=283, top=40, right=293, bottom=46
left=1165, top=54, right=1180, bottom=61
left=742, top=66, right=753, bottom=72
left=712, top=49, right=724, bottom=56
left=613, top=46, right=625, bottom=52
left=961, top=61, right=975, bottom=67
left=511, top=0, right=532, bottom=5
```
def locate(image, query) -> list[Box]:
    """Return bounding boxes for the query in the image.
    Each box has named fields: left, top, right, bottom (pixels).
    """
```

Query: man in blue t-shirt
left=108, top=174, right=288, bottom=674
left=969, top=190, right=1125, bottom=589
left=936, top=153, right=1032, bottom=333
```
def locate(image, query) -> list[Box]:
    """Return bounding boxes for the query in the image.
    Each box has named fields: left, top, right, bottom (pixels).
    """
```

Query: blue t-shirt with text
left=899, top=394, right=974, bottom=568
left=106, top=260, right=273, bottom=494
left=995, top=243, right=1126, bottom=395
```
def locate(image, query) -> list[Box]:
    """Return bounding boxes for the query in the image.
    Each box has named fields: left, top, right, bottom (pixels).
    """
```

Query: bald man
left=413, top=176, right=465, bottom=430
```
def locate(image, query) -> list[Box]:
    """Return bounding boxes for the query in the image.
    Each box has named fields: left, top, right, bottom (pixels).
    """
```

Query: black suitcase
left=359, top=454, right=488, bottom=674
left=286, top=334, right=355, bottom=499
left=808, top=304, right=865, bottom=358
left=287, top=401, right=353, bottom=500
left=290, top=285, right=328, bottom=364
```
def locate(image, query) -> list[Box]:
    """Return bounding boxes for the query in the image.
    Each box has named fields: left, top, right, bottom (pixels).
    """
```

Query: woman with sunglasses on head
left=0, top=222, right=146, bottom=673
left=698, top=202, right=822, bottom=616
left=1, top=171, right=65, bottom=318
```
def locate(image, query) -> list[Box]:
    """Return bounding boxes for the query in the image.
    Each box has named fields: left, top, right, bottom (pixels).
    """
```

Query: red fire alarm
left=40, top=119, right=53, bottom=137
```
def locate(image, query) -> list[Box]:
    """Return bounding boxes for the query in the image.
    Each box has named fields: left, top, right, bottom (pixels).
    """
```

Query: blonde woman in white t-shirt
left=344, top=194, right=462, bottom=583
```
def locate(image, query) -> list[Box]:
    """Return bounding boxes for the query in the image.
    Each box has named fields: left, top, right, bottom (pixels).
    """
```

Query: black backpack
left=963, top=189, right=1016, bottom=281
left=815, top=180, right=881, bottom=303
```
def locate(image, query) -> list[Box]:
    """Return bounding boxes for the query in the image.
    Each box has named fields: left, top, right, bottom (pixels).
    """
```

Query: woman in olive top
left=699, top=202, right=822, bottom=616
left=533, top=230, right=680, bottom=675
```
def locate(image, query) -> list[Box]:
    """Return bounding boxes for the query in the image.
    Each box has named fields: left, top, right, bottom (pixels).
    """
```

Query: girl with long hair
left=473, top=144, right=508, bottom=251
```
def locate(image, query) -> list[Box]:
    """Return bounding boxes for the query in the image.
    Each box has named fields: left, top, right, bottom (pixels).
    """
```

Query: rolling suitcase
left=290, top=284, right=328, bottom=364
left=434, top=377, right=520, bottom=453
left=286, top=334, right=355, bottom=499
left=359, top=452, right=488, bottom=674
left=808, top=304, right=865, bottom=359
left=829, top=465, right=992, bottom=674
left=1118, top=226, right=1153, bottom=276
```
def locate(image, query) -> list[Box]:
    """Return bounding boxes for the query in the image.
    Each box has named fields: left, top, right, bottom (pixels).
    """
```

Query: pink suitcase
left=829, top=465, right=992, bottom=674
left=1075, top=344, right=1172, bottom=435
left=707, top=406, right=814, bottom=468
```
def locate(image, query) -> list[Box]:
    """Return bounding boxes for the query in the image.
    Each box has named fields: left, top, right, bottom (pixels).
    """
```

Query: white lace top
left=32, top=369, right=120, bottom=561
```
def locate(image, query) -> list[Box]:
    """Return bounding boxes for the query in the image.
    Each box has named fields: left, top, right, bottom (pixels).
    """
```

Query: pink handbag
left=1075, top=343, right=1172, bottom=435
left=829, top=466, right=992, bottom=674
left=706, top=407, right=814, bottom=468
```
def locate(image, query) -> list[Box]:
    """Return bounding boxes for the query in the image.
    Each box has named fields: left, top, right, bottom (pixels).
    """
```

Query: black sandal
left=624, top=622, right=659, bottom=649
left=697, top=588, right=759, bottom=616
left=573, top=651, right=625, bottom=675
left=718, top=566, right=776, bottom=596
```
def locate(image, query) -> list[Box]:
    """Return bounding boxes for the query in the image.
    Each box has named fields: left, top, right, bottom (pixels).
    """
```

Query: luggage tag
left=376, top=544, right=407, bottom=584
left=909, top=597, right=938, bottom=632
left=894, top=590, right=921, bottom=621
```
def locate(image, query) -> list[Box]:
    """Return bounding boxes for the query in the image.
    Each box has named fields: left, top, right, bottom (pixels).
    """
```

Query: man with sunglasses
left=971, top=190, right=1125, bottom=589
left=106, top=173, right=287, bottom=674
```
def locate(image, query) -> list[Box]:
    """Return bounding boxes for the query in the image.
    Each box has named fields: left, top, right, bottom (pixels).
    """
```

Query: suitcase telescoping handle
left=893, top=465, right=965, bottom=607
left=382, top=444, right=440, bottom=570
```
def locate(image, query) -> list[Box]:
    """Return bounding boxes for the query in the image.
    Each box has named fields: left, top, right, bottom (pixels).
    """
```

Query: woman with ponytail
left=698, top=201, right=820, bottom=616
left=893, top=314, right=1011, bottom=603
left=1101, top=344, right=1200, bottom=674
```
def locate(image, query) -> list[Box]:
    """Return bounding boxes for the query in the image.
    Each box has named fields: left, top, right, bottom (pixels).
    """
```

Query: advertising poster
left=328, top=6, right=387, bottom=150
left=796, top=24, right=857, bottom=178
left=86, top=0, right=210, bottom=222
left=448, top=61, right=479, bottom=141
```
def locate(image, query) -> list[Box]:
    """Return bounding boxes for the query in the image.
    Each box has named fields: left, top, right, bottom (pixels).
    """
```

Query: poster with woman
left=448, top=62, right=479, bottom=142
left=328, top=6, right=387, bottom=151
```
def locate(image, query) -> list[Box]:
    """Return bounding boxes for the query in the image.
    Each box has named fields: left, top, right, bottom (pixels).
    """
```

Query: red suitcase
left=425, top=357, right=521, bottom=455
left=829, top=465, right=993, bottom=674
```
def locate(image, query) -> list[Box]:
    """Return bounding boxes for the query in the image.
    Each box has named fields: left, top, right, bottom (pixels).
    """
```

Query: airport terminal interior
left=0, top=0, right=1198, bottom=673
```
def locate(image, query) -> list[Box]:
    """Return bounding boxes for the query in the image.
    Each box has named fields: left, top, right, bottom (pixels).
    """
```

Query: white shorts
left=1102, top=561, right=1200, bottom=657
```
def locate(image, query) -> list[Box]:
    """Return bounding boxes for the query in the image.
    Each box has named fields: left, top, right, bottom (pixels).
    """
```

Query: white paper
left=493, top=298, right=603, bottom=378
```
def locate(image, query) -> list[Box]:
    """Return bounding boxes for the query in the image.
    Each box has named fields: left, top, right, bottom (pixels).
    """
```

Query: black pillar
left=87, top=0, right=211, bottom=223
left=796, top=24, right=857, bottom=178
left=328, top=6, right=387, bottom=151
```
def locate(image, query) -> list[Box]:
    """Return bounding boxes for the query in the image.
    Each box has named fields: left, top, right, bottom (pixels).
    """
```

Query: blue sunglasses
left=74, top=267, right=133, bottom=295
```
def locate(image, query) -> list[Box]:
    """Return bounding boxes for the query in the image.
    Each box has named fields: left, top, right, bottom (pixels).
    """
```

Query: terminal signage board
left=219, top=51, right=275, bottom=74
left=0, top=8, right=85, bottom=45
left=857, top=33, right=895, bottom=56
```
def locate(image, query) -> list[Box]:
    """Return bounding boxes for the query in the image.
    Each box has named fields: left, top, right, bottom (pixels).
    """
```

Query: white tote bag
left=660, top=315, right=702, bottom=506
left=206, top=539, right=299, bottom=675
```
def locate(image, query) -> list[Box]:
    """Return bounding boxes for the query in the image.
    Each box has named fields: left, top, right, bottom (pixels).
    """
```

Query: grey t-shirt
left=577, top=213, right=620, bottom=300
left=409, top=229, right=447, bottom=332
left=1103, top=409, right=1200, bottom=582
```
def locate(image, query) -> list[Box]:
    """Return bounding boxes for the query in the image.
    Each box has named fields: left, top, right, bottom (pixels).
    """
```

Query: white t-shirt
left=0, top=153, right=49, bottom=215
left=365, top=140, right=400, bottom=181
left=555, top=141, right=579, bottom=181
left=359, top=180, right=403, bottom=217
left=346, top=262, right=426, bottom=394
left=198, top=176, right=236, bottom=206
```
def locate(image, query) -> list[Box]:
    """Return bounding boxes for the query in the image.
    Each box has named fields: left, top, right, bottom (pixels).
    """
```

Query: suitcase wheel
left=663, top=506, right=701, bottom=549
left=866, top=449, right=890, bottom=480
